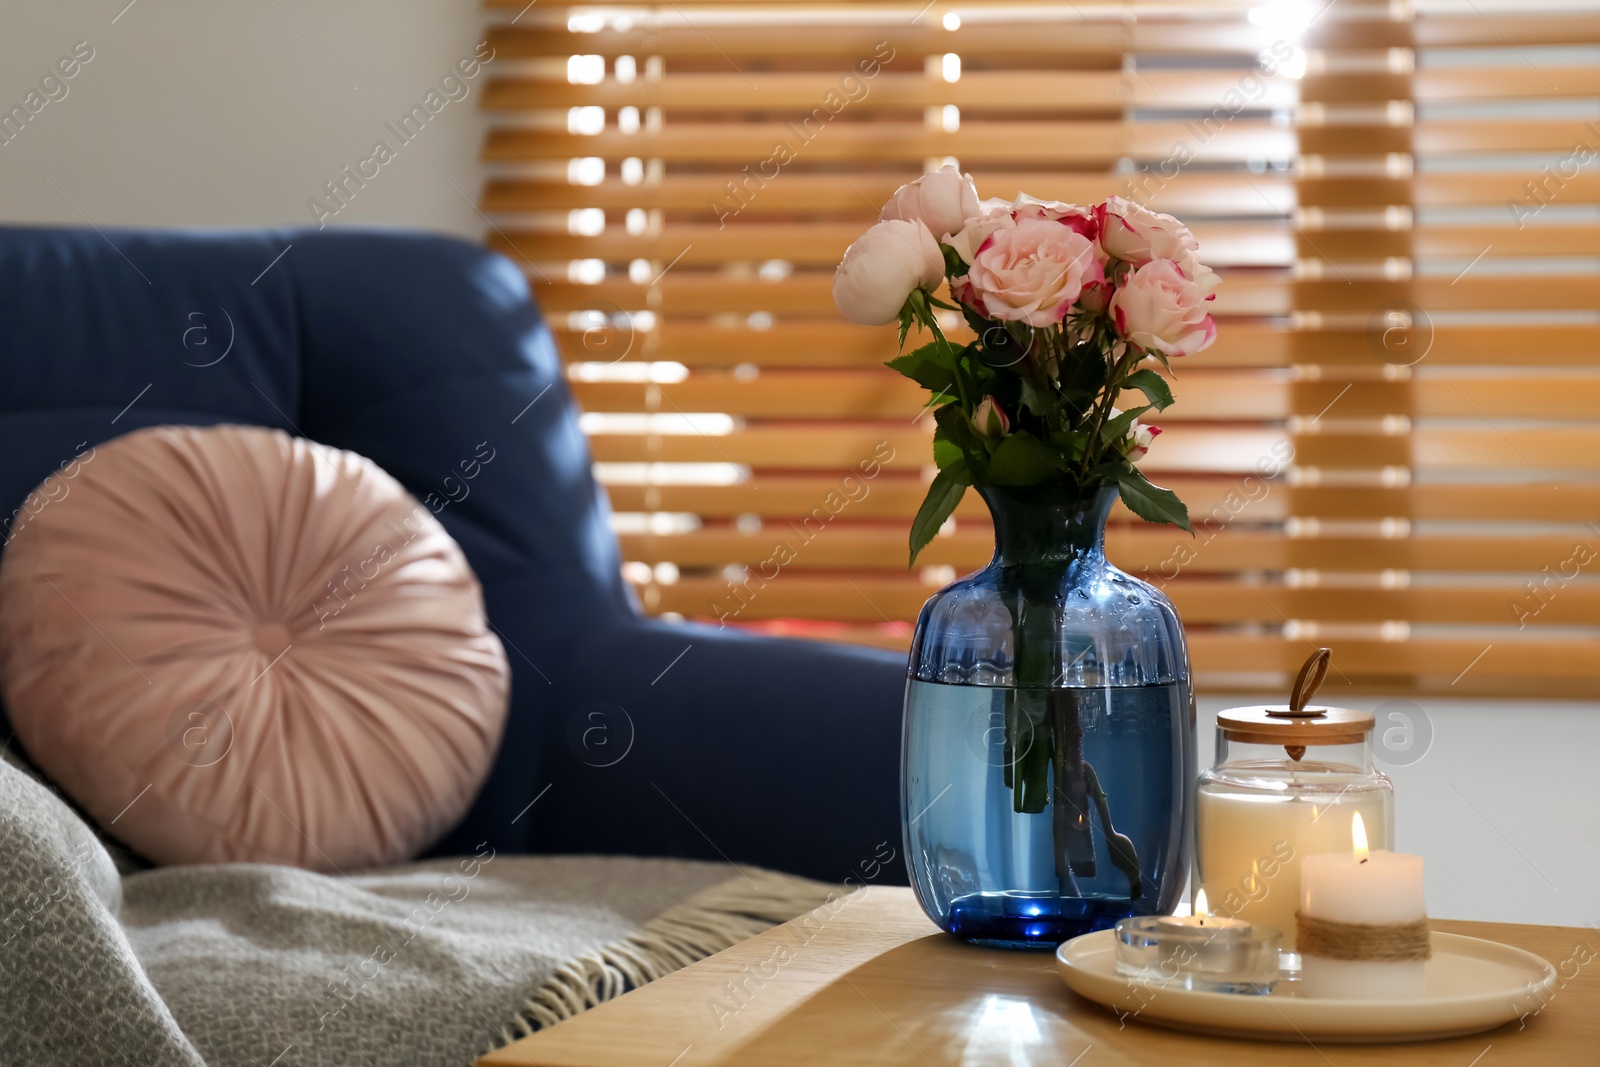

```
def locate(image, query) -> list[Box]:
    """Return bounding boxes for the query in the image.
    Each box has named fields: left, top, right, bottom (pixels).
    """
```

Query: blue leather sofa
left=0, top=226, right=907, bottom=884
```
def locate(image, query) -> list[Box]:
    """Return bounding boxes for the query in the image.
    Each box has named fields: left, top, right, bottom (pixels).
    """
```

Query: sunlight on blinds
left=478, top=0, right=1600, bottom=698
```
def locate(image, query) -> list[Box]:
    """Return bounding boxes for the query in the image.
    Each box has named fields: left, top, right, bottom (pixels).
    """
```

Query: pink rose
left=1011, top=193, right=1097, bottom=240
left=881, top=165, right=981, bottom=242
left=1096, top=196, right=1186, bottom=263
left=945, top=205, right=1013, bottom=266
left=1110, top=259, right=1217, bottom=357
left=1096, top=197, right=1218, bottom=297
left=958, top=218, right=1106, bottom=328
left=832, top=219, right=945, bottom=326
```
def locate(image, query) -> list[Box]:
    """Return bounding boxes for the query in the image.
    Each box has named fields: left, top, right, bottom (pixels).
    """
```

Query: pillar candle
left=1298, top=813, right=1428, bottom=999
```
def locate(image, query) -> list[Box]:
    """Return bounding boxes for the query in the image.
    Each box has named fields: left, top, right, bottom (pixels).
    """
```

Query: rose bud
left=1126, top=422, right=1162, bottom=460
left=972, top=396, right=1010, bottom=437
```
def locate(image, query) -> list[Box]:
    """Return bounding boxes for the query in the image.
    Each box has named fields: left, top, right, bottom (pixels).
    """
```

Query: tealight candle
left=1154, top=891, right=1252, bottom=935
left=1156, top=891, right=1255, bottom=973
left=1297, top=813, right=1429, bottom=999
left=1114, top=891, right=1282, bottom=993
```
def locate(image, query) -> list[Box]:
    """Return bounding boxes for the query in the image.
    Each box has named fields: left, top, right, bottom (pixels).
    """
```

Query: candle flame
left=1194, top=888, right=1209, bottom=918
left=1352, top=811, right=1369, bottom=861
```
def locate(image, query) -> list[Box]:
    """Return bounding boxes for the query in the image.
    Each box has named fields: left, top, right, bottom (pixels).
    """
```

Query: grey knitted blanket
left=0, top=759, right=833, bottom=1067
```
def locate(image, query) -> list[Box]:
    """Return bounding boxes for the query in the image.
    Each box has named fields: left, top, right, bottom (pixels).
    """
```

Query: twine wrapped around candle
left=1296, top=913, right=1432, bottom=962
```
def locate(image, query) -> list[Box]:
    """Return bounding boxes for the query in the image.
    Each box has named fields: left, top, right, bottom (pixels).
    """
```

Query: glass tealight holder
left=1193, top=649, right=1395, bottom=953
left=1113, top=914, right=1282, bottom=994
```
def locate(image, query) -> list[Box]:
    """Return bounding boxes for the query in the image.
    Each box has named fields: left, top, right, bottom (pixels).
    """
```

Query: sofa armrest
left=518, top=617, right=909, bottom=885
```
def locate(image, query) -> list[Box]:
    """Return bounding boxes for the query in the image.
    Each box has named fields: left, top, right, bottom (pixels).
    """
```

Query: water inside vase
left=903, top=677, right=1189, bottom=948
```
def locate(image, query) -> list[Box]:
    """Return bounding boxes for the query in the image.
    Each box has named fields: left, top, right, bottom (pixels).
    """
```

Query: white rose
left=881, top=165, right=981, bottom=242
left=1110, top=258, right=1217, bottom=358
left=832, top=219, right=946, bottom=326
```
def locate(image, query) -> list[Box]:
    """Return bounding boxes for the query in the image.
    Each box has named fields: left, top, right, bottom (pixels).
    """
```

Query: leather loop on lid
left=1288, top=646, right=1331, bottom=714
left=1216, top=649, right=1371, bottom=760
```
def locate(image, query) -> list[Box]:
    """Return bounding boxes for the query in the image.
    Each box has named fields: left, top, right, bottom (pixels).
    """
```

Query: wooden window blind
left=479, top=0, right=1600, bottom=698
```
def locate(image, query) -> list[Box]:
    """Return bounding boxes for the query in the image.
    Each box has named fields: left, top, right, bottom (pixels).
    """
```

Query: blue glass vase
left=901, top=483, right=1194, bottom=949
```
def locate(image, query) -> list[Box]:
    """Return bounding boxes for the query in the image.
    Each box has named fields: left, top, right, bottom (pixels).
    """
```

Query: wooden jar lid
left=1217, top=647, right=1372, bottom=759
left=1216, top=704, right=1375, bottom=747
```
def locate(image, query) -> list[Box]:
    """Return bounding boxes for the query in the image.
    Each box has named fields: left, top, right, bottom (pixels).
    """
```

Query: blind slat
left=573, top=375, right=1600, bottom=420
left=487, top=173, right=1600, bottom=214
left=532, top=274, right=1597, bottom=316
left=486, top=122, right=1297, bottom=164
left=602, top=479, right=1600, bottom=523
left=644, top=575, right=1600, bottom=627
left=555, top=324, right=1600, bottom=368
left=617, top=529, right=1599, bottom=573
left=589, top=426, right=1286, bottom=471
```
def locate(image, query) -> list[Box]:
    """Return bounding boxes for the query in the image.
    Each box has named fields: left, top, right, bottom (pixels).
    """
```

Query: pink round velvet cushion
left=0, top=425, right=509, bottom=870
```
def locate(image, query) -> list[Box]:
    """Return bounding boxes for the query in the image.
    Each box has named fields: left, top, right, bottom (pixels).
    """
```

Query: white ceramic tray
left=1057, top=930, right=1557, bottom=1043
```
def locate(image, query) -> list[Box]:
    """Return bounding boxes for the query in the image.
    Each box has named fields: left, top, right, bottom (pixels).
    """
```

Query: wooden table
left=481, top=886, right=1596, bottom=1066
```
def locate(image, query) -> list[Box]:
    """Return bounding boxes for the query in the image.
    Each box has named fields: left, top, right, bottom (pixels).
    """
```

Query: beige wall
left=0, top=0, right=490, bottom=238
left=1198, top=696, right=1598, bottom=928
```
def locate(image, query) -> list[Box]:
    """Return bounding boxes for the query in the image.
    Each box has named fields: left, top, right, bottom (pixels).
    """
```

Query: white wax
left=1298, top=848, right=1428, bottom=999
left=1154, top=913, right=1250, bottom=933
left=1196, top=788, right=1392, bottom=949
left=1299, top=850, right=1425, bottom=925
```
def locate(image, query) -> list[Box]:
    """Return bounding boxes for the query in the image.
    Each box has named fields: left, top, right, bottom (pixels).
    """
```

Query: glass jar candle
left=1194, top=651, right=1394, bottom=951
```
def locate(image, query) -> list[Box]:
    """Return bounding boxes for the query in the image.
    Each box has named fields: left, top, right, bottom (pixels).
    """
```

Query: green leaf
left=1057, top=343, right=1108, bottom=401
left=1099, top=404, right=1151, bottom=444
left=965, top=309, right=1028, bottom=370
left=986, top=431, right=1068, bottom=486
left=886, top=339, right=964, bottom=395
left=1050, top=429, right=1089, bottom=463
left=1017, top=377, right=1054, bottom=418
left=1123, top=368, right=1175, bottom=411
left=959, top=305, right=988, bottom=338
left=931, top=431, right=964, bottom=470
left=1115, top=468, right=1192, bottom=531
left=933, top=404, right=987, bottom=471
left=909, top=467, right=970, bottom=565
left=959, top=344, right=997, bottom=394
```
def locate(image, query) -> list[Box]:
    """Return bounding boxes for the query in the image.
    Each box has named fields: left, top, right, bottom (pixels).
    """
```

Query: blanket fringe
left=495, top=868, right=834, bottom=1048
